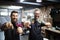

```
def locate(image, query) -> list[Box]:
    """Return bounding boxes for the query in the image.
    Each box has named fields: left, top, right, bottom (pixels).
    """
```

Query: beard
left=11, top=19, right=17, bottom=23
left=36, top=18, right=41, bottom=23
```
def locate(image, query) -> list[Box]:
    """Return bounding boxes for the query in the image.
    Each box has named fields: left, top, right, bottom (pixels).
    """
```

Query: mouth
left=12, top=19, right=17, bottom=22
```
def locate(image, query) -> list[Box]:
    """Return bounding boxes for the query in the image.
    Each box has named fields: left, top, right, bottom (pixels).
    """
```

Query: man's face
left=34, top=11, right=40, bottom=19
left=11, top=13, right=18, bottom=23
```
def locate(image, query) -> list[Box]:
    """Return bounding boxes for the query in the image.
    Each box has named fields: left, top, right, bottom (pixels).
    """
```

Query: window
left=0, top=9, right=8, bottom=16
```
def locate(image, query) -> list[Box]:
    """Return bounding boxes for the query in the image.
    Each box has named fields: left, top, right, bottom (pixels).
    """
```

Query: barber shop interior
left=0, top=0, right=60, bottom=40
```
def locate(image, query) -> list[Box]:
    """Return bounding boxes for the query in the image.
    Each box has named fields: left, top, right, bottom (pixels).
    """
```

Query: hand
left=45, top=22, right=52, bottom=28
left=24, top=22, right=31, bottom=28
left=17, top=27, right=23, bottom=34
left=5, top=22, right=14, bottom=29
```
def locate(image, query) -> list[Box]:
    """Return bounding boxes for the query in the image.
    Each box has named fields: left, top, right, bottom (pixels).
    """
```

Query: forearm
left=1, top=22, right=14, bottom=31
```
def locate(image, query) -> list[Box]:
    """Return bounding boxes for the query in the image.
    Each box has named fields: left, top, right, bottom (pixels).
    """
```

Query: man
left=1, top=11, right=23, bottom=40
left=26, top=8, right=51, bottom=40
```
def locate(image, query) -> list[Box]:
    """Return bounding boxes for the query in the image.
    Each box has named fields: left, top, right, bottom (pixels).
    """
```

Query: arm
left=41, top=22, right=52, bottom=36
left=41, top=22, right=52, bottom=28
left=24, top=21, right=31, bottom=28
left=1, top=23, right=7, bottom=31
left=1, top=22, right=14, bottom=31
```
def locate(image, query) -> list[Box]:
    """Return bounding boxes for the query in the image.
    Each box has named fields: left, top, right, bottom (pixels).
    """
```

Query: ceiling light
left=8, top=6, right=23, bottom=9
left=20, top=0, right=24, bottom=2
left=36, top=0, right=42, bottom=2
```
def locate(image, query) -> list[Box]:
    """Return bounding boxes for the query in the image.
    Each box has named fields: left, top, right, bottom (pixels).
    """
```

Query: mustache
left=12, top=18, right=17, bottom=19
left=11, top=18, right=17, bottom=20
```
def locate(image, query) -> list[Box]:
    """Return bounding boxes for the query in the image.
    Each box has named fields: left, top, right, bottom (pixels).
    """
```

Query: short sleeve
left=40, top=22, right=46, bottom=27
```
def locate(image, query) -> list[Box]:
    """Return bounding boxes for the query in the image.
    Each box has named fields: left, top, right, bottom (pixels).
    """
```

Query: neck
left=11, top=21, right=17, bottom=29
left=11, top=21, right=17, bottom=24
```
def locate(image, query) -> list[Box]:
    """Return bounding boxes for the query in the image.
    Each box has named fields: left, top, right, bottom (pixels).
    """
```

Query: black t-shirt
left=1, top=22, right=20, bottom=40
left=29, top=21, right=45, bottom=40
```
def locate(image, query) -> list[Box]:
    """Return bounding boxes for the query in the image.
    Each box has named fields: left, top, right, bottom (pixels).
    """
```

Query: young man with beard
left=1, top=11, right=23, bottom=40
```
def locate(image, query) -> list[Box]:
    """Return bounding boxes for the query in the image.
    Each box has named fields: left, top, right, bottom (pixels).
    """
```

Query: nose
left=13, top=15, right=18, bottom=18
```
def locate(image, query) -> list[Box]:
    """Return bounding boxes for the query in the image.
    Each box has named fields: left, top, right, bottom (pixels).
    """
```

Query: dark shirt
left=1, top=22, right=20, bottom=40
left=29, top=21, right=45, bottom=40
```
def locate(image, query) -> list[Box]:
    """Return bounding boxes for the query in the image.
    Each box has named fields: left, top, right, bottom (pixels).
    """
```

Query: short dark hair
left=10, top=11, right=18, bottom=16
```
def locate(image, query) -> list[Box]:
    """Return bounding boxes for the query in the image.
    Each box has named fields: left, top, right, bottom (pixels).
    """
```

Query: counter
left=45, top=28, right=60, bottom=40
